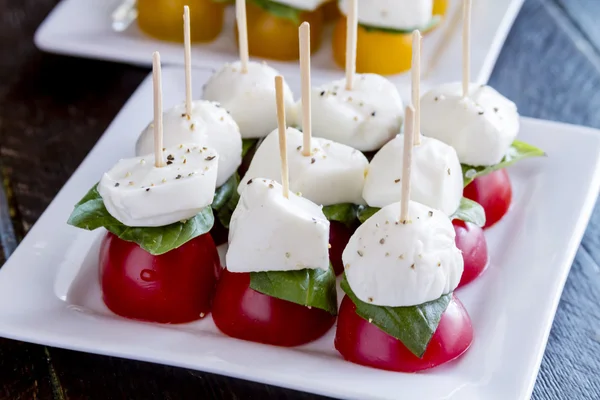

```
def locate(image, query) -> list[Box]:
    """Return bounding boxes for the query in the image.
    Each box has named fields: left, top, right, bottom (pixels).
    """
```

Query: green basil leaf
left=322, top=203, right=358, bottom=228
left=360, top=15, right=441, bottom=35
left=462, top=140, right=546, bottom=186
left=242, top=138, right=259, bottom=158
left=356, top=205, right=380, bottom=224
left=451, top=197, right=486, bottom=227
left=250, top=265, right=338, bottom=315
left=248, top=0, right=302, bottom=23
left=212, top=173, right=240, bottom=229
left=67, top=184, right=214, bottom=255
left=341, top=275, right=451, bottom=358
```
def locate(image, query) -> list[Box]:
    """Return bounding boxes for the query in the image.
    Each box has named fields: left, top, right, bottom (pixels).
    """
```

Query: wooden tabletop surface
left=1, top=0, right=600, bottom=399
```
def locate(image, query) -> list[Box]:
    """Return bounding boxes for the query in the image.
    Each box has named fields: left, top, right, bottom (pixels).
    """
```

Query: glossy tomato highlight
left=335, top=294, right=473, bottom=372
left=463, top=169, right=512, bottom=229
left=453, top=220, right=488, bottom=288
left=99, top=232, right=221, bottom=324
left=212, top=269, right=336, bottom=346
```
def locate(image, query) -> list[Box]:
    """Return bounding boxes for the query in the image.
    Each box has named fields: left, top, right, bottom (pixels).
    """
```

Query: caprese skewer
left=335, top=106, right=473, bottom=372
left=136, top=7, right=243, bottom=244
left=420, top=0, right=545, bottom=228
left=68, top=53, right=221, bottom=324
left=212, top=76, right=337, bottom=346
left=332, top=0, right=438, bottom=75
left=360, top=31, right=488, bottom=287
left=240, top=22, right=369, bottom=275
left=306, top=0, right=405, bottom=153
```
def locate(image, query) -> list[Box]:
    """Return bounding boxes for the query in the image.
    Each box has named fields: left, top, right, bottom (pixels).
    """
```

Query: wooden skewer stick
left=462, top=0, right=472, bottom=98
left=236, top=0, right=249, bottom=73
left=411, top=30, right=422, bottom=146
left=152, top=52, right=165, bottom=168
left=183, top=6, right=193, bottom=117
left=400, top=105, right=415, bottom=223
left=299, top=22, right=312, bottom=157
left=345, top=0, right=358, bottom=90
left=275, top=76, right=290, bottom=199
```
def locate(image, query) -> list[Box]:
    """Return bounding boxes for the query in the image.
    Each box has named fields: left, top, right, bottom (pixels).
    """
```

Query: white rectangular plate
left=1, top=67, right=599, bottom=400
left=34, top=0, right=525, bottom=99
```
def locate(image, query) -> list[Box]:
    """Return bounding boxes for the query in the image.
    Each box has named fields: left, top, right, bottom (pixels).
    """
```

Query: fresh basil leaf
left=250, top=265, right=338, bottom=315
left=462, top=140, right=546, bottom=186
left=242, top=138, right=259, bottom=158
left=212, top=173, right=240, bottom=229
left=249, top=0, right=302, bottom=23
left=356, top=205, right=380, bottom=224
left=341, top=275, right=451, bottom=358
left=67, top=184, right=214, bottom=255
left=322, top=203, right=358, bottom=228
left=451, top=197, right=486, bottom=227
left=360, top=15, right=441, bottom=35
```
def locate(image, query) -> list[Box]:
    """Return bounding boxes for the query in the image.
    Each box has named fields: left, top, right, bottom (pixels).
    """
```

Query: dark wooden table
left=1, top=0, right=600, bottom=399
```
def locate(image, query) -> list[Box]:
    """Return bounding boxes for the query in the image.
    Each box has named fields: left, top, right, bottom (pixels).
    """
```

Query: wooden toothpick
left=462, top=0, right=472, bottom=98
left=345, top=0, right=358, bottom=90
left=299, top=22, right=312, bottom=157
left=275, top=76, right=289, bottom=199
left=411, top=30, right=422, bottom=146
left=183, top=6, right=193, bottom=117
left=236, top=0, right=249, bottom=73
left=400, top=106, right=415, bottom=223
left=152, top=52, right=165, bottom=168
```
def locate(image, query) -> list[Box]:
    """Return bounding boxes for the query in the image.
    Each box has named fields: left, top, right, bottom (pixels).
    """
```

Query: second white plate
left=34, top=0, right=525, bottom=100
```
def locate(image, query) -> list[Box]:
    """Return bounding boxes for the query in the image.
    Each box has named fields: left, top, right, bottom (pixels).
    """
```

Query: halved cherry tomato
left=332, top=17, right=413, bottom=75
left=239, top=1, right=324, bottom=61
left=463, top=169, right=512, bottom=229
left=433, top=0, right=449, bottom=18
left=99, top=232, right=221, bottom=323
left=335, top=294, right=473, bottom=372
left=212, top=269, right=336, bottom=346
left=210, top=218, right=229, bottom=246
left=137, top=0, right=225, bottom=43
left=329, top=221, right=354, bottom=276
left=322, top=0, right=341, bottom=21
left=453, top=220, right=488, bottom=288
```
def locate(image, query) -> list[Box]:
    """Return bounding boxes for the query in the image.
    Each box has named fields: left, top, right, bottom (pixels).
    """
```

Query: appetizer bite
left=241, top=0, right=325, bottom=61
left=136, top=7, right=243, bottom=244
left=335, top=106, right=473, bottom=372
left=360, top=32, right=487, bottom=287
left=137, top=0, right=225, bottom=42
left=203, top=0, right=296, bottom=140
left=433, top=0, right=449, bottom=18
left=303, top=1, right=404, bottom=152
left=420, top=0, right=545, bottom=228
left=68, top=53, right=221, bottom=323
left=332, top=0, right=436, bottom=75
left=212, top=76, right=337, bottom=346
left=240, top=23, right=369, bottom=275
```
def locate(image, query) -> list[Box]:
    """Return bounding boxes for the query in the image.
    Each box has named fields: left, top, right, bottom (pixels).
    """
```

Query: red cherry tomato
left=335, top=294, right=473, bottom=372
left=212, top=269, right=336, bottom=346
left=463, top=169, right=512, bottom=229
left=453, top=220, right=489, bottom=288
left=210, top=218, right=229, bottom=246
left=329, top=221, right=354, bottom=276
left=99, top=232, right=221, bottom=324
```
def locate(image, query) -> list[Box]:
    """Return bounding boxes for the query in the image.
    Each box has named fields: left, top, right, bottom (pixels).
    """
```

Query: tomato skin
left=212, top=269, right=336, bottom=346
left=99, top=232, right=221, bottom=324
left=335, top=294, right=473, bottom=372
left=329, top=221, right=354, bottom=276
left=453, top=220, right=489, bottom=288
left=463, top=169, right=512, bottom=229
left=210, top=218, right=229, bottom=246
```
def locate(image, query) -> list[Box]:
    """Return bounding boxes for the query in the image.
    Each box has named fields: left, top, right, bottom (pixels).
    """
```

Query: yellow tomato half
left=240, top=1, right=324, bottom=61
left=332, top=17, right=412, bottom=76
left=137, top=0, right=225, bottom=43
left=433, top=0, right=449, bottom=18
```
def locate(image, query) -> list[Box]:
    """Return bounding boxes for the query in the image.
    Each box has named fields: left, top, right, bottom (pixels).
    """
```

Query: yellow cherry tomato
left=241, top=1, right=324, bottom=61
left=322, top=0, right=341, bottom=22
left=433, top=0, right=449, bottom=18
left=138, top=0, right=225, bottom=43
left=332, top=17, right=412, bottom=75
